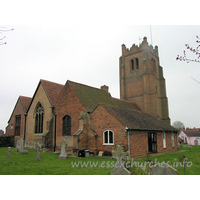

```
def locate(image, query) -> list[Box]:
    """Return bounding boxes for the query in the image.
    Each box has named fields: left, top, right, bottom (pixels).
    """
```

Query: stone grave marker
left=111, top=145, right=130, bottom=175
left=59, top=139, right=68, bottom=159
left=15, top=140, right=20, bottom=152
left=7, top=147, right=11, bottom=159
left=150, top=163, right=178, bottom=175
left=15, top=139, right=24, bottom=153
left=36, top=143, right=41, bottom=161
left=195, top=140, right=198, bottom=146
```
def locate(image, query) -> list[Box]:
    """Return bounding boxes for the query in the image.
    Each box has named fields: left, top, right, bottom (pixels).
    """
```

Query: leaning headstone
left=7, top=147, right=11, bottom=159
left=36, top=143, right=41, bottom=161
left=111, top=145, right=130, bottom=175
left=59, top=139, right=68, bottom=159
left=150, top=163, right=178, bottom=175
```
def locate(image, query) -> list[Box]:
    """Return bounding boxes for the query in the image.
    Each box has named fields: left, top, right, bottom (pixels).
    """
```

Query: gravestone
left=15, top=140, right=24, bottom=153
left=36, top=143, right=41, bottom=161
left=59, top=139, right=68, bottom=159
left=15, top=140, right=20, bottom=152
left=194, top=140, right=198, bottom=146
left=150, top=163, right=178, bottom=175
left=111, top=145, right=130, bottom=175
left=7, top=147, right=11, bottom=159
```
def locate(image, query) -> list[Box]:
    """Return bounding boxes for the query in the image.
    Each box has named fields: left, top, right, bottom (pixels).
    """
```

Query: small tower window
left=136, top=58, right=139, bottom=69
left=131, top=59, right=134, bottom=71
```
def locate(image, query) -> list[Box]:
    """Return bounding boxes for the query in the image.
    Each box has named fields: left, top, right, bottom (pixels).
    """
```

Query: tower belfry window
left=131, top=59, right=134, bottom=71
left=136, top=58, right=139, bottom=69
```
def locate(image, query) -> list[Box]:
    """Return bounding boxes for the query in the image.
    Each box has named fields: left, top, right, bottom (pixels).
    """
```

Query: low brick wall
left=0, top=136, right=15, bottom=147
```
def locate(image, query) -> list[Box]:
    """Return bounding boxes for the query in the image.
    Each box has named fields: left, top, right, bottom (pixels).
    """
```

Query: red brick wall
left=129, top=131, right=178, bottom=157
left=55, top=82, right=87, bottom=149
left=129, top=131, right=148, bottom=156
left=157, top=131, right=178, bottom=153
left=5, top=98, right=25, bottom=144
left=92, top=105, right=128, bottom=153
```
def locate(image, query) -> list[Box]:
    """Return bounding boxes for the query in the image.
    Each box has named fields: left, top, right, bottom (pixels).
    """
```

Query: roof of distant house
left=182, top=129, right=200, bottom=137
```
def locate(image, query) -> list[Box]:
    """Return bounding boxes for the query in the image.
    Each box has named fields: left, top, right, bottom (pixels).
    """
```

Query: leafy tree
left=172, top=121, right=185, bottom=130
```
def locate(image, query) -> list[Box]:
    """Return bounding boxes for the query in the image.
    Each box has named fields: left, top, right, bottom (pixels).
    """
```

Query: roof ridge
left=68, top=80, right=105, bottom=92
left=19, top=95, right=32, bottom=99
left=40, top=79, right=64, bottom=86
left=101, top=102, right=142, bottom=112
left=112, top=97, right=141, bottom=109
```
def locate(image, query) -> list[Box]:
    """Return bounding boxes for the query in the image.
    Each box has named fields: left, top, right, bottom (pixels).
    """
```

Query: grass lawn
left=0, top=145, right=199, bottom=175
left=133, top=145, right=200, bottom=175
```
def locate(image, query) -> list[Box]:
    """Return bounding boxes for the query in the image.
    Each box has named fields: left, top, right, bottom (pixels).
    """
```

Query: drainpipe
left=50, top=106, right=56, bottom=152
left=23, top=113, right=27, bottom=142
left=126, top=127, right=130, bottom=156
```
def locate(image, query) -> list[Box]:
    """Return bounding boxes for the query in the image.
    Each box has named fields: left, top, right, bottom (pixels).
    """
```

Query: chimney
left=101, top=85, right=109, bottom=93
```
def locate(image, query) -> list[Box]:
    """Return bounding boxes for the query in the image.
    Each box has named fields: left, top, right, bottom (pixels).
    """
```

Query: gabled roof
left=40, top=79, right=64, bottom=106
left=19, top=96, right=32, bottom=113
left=183, top=129, right=200, bottom=137
left=8, top=96, right=32, bottom=123
left=27, top=79, right=64, bottom=113
left=68, top=80, right=141, bottom=111
left=101, top=104, right=177, bottom=132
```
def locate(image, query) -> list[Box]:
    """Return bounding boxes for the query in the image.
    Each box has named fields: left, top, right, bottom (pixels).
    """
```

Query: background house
left=179, top=128, right=200, bottom=145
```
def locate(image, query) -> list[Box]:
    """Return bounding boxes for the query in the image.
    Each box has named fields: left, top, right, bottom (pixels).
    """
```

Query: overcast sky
left=1, top=25, right=200, bottom=131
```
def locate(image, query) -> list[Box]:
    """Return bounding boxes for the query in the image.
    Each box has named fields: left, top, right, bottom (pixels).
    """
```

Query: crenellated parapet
left=122, top=37, right=158, bottom=57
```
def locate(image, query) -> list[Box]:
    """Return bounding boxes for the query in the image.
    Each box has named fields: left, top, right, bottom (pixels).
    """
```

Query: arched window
left=35, top=102, right=44, bottom=133
left=136, top=58, right=139, bottom=69
left=103, top=130, right=114, bottom=145
left=131, top=59, right=134, bottom=71
left=63, top=115, right=71, bottom=136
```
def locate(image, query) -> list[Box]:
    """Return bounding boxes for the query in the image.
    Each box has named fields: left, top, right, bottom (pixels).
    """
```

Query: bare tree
left=176, top=36, right=200, bottom=63
left=0, top=26, right=14, bottom=45
left=172, top=121, right=185, bottom=130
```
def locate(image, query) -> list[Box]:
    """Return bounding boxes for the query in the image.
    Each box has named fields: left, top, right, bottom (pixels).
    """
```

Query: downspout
left=51, top=106, right=56, bottom=152
left=23, top=113, right=27, bottom=142
left=177, top=130, right=180, bottom=150
left=126, top=127, right=130, bottom=156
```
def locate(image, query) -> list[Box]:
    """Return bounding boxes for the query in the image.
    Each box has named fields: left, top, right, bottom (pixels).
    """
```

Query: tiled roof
left=69, top=80, right=141, bottom=111
left=101, top=104, right=177, bottom=132
left=19, top=96, right=32, bottom=113
left=40, top=79, right=64, bottom=106
left=183, top=129, right=200, bottom=137
left=8, top=95, right=31, bottom=123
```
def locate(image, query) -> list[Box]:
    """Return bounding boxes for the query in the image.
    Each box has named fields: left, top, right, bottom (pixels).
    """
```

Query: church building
left=5, top=37, right=178, bottom=157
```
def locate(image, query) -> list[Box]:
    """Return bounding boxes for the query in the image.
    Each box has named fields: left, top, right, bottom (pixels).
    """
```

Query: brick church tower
left=119, top=37, right=170, bottom=124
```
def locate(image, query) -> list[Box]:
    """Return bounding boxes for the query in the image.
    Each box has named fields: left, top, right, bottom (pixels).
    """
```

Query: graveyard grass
left=0, top=145, right=200, bottom=175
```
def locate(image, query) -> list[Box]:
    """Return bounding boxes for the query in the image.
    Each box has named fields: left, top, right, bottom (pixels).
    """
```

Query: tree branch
left=176, top=36, right=200, bottom=63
